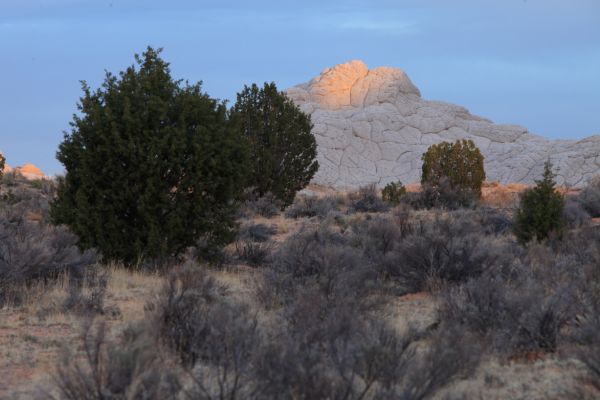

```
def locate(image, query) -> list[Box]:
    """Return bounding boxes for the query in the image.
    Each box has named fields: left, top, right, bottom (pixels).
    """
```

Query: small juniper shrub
left=514, top=161, right=566, bottom=243
left=348, top=184, right=390, bottom=213
left=381, top=181, right=407, bottom=206
left=421, top=139, right=486, bottom=197
left=284, top=194, right=340, bottom=219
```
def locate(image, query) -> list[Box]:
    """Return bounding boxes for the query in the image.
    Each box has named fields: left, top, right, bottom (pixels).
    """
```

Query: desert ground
left=2, top=175, right=600, bottom=399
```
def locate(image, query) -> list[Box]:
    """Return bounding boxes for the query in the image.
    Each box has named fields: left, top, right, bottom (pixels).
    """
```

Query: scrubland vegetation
left=3, top=48, right=600, bottom=399
left=3, top=169, right=600, bottom=399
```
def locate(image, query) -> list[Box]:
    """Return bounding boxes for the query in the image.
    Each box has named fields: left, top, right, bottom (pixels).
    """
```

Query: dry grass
left=0, top=266, right=163, bottom=399
left=481, top=181, right=528, bottom=208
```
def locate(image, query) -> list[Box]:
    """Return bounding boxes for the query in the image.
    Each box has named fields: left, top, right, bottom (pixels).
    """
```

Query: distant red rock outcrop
left=14, top=163, right=45, bottom=180
left=1, top=154, right=45, bottom=180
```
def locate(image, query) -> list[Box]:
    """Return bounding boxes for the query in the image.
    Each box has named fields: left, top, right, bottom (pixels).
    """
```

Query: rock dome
left=286, top=60, right=600, bottom=188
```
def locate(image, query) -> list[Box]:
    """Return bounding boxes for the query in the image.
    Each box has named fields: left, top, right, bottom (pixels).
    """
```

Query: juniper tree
left=514, top=161, right=565, bottom=243
left=421, top=139, right=486, bottom=197
left=231, top=83, right=318, bottom=206
left=0, top=153, right=5, bottom=183
left=382, top=181, right=407, bottom=206
left=51, top=47, right=247, bottom=266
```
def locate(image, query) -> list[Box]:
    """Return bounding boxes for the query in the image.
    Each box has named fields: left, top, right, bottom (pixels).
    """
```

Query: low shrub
left=284, top=195, right=340, bottom=219
left=54, top=320, right=180, bottom=400
left=350, top=215, right=402, bottom=256
left=178, top=301, right=260, bottom=399
left=573, top=285, right=600, bottom=393
left=475, top=207, right=513, bottom=235
left=380, top=213, right=516, bottom=294
left=239, top=191, right=282, bottom=218
left=256, top=294, right=479, bottom=400
left=62, top=269, right=108, bottom=316
left=402, top=178, right=478, bottom=210
left=237, top=222, right=277, bottom=242
left=578, top=178, right=600, bottom=218
left=260, top=223, right=379, bottom=311
left=452, top=207, right=513, bottom=236
left=148, top=265, right=228, bottom=366
left=148, top=264, right=261, bottom=398
left=381, top=181, right=407, bottom=206
left=439, top=256, right=582, bottom=356
left=234, top=240, right=273, bottom=266
left=564, top=196, right=591, bottom=228
left=0, top=207, right=97, bottom=306
left=348, top=184, right=389, bottom=213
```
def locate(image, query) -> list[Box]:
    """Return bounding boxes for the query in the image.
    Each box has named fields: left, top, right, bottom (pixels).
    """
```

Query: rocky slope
left=286, top=60, right=600, bottom=188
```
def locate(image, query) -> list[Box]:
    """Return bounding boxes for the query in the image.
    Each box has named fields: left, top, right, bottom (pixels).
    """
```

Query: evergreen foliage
left=51, top=47, right=247, bottom=266
left=382, top=181, right=407, bottom=206
left=514, top=161, right=565, bottom=243
left=231, top=82, right=318, bottom=206
left=0, top=153, right=5, bottom=184
left=421, top=139, right=486, bottom=197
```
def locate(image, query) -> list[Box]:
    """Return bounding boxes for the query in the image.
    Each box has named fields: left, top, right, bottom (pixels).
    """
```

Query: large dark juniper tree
left=51, top=47, right=247, bottom=266
left=231, top=82, right=318, bottom=206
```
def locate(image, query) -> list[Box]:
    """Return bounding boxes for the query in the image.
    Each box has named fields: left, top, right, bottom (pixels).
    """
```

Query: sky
left=1, top=0, right=599, bottom=175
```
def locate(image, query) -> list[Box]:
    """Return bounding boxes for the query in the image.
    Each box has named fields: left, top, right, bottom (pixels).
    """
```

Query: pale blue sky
left=2, top=0, right=599, bottom=174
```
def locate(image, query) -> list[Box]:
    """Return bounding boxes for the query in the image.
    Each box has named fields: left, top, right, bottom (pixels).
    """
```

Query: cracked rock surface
left=286, top=60, right=600, bottom=188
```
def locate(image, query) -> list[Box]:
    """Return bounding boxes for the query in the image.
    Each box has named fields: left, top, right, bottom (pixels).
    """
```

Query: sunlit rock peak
left=287, top=60, right=420, bottom=112
left=0, top=153, right=45, bottom=180
left=286, top=60, right=600, bottom=189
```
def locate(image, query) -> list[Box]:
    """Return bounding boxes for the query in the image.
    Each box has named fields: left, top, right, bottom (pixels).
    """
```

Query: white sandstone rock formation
left=286, top=60, right=600, bottom=188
